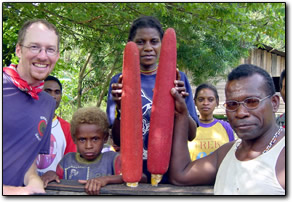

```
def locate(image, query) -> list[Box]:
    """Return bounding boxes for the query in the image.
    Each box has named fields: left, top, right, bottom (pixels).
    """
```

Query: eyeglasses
left=21, top=45, right=58, bottom=56
left=223, top=95, right=272, bottom=112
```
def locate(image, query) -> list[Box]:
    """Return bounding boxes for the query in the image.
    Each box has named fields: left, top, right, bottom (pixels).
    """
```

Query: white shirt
left=214, top=137, right=285, bottom=195
left=36, top=118, right=67, bottom=175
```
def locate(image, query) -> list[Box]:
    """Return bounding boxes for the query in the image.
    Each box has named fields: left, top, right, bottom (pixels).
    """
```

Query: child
left=56, top=107, right=122, bottom=195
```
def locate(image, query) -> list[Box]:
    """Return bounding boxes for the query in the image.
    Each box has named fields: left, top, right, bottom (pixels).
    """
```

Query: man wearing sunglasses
left=169, top=64, right=285, bottom=195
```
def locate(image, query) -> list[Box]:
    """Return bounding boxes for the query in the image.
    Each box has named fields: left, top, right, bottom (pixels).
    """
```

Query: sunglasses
left=223, top=95, right=272, bottom=112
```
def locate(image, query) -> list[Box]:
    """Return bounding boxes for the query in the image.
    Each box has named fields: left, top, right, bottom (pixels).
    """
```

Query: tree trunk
left=77, top=51, right=93, bottom=109
left=96, top=55, right=120, bottom=107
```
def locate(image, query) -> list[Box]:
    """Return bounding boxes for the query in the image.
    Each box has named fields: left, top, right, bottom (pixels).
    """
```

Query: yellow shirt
left=188, top=119, right=235, bottom=161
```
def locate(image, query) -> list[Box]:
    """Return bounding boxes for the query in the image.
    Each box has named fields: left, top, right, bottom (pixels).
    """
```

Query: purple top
left=3, top=72, right=55, bottom=186
left=199, top=119, right=235, bottom=141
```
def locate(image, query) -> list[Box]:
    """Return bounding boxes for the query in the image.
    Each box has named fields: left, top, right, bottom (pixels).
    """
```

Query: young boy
left=56, top=107, right=122, bottom=195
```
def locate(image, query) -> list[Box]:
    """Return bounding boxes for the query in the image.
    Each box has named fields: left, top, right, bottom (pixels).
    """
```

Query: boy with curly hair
left=56, top=107, right=122, bottom=195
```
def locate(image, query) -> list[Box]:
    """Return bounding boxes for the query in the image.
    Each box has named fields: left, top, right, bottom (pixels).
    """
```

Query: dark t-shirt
left=56, top=152, right=121, bottom=180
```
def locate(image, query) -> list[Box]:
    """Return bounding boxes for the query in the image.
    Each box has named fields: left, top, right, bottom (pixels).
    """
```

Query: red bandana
left=3, top=64, right=44, bottom=100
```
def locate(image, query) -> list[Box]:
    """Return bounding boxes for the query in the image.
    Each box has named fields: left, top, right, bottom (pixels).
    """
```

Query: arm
left=78, top=153, right=143, bottom=195
left=168, top=88, right=218, bottom=186
left=78, top=175, right=123, bottom=195
left=175, top=70, right=198, bottom=141
left=78, top=173, right=147, bottom=195
left=112, top=117, right=121, bottom=146
left=23, top=159, right=46, bottom=193
left=173, top=79, right=197, bottom=141
left=276, top=144, right=285, bottom=190
left=40, top=170, right=60, bottom=188
left=108, top=75, right=123, bottom=146
left=3, top=160, right=46, bottom=195
left=187, top=115, right=197, bottom=141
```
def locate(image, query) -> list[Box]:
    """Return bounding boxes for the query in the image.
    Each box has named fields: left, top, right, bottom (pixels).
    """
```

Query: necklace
left=199, top=118, right=214, bottom=123
left=236, top=127, right=283, bottom=154
left=140, top=67, right=158, bottom=75
left=262, top=127, right=283, bottom=153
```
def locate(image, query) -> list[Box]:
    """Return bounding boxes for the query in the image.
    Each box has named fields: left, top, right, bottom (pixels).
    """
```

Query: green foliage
left=2, top=20, right=19, bottom=66
left=214, top=114, right=228, bottom=121
left=2, top=2, right=285, bottom=121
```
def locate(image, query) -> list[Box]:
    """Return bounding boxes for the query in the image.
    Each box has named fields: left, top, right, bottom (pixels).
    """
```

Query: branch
left=37, top=6, right=105, bottom=33
left=83, top=48, right=118, bottom=79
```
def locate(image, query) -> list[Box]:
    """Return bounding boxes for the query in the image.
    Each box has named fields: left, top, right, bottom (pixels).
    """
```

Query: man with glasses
left=168, top=64, right=285, bottom=195
left=3, top=19, right=60, bottom=195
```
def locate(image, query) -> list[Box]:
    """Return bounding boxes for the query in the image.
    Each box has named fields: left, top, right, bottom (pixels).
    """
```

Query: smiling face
left=132, top=28, right=161, bottom=70
left=15, top=22, right=60, bottom=86
left=225, top=74, right=279, bottom=140
left=75, top=123, right=108, bottom=161
left=195, top=88, right=218, bottom=119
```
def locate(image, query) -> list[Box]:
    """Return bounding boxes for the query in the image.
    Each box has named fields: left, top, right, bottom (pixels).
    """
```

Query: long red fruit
left=120, top=42, right=143, bottom=187
left=147, top=28, right=177, bottom=186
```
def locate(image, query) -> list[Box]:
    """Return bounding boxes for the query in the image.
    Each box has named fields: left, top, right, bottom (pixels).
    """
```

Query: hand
left=111, top=75, right=123, bottom=109
left=175, top=69, right=189, bottom=98
left=171, top=88, right=189, bottom=117
left=3, top=185, right=46, bottom=195
left=40, top=171, right=60, bottom=187
left=78, top=178, right=107, bottom=195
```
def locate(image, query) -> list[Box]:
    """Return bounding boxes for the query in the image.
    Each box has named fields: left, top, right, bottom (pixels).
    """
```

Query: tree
left=2, top=2, right=285, bottom=120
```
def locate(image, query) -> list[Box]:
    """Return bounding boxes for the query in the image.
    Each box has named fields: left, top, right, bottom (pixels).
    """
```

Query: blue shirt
left=106, top=71, right=199, bottom=160
left=3, top=72, right=55, bottom=186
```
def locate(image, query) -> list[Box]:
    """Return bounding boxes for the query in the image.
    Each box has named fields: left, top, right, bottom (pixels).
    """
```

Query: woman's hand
left=175, top=69, right=189, bottom=98
left=111, top=75, right=123, bottom=109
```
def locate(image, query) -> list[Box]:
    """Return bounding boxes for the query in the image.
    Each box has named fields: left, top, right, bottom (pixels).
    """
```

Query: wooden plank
left=263, top=50, right=267, bottom=70
left=276, top=55, right=281, bottom=76
left=250, top=49, right=255, bottom=65
left=266, top=52, right=272, bottom=74
left=280, top=57, right=285, bottom=74
left=256, top=49, right=262, bottom=67
left=244, top=49, right=251, bottom=64
left=45, top=180, right=86, bottom=192
left=260, top=49, right=264, bottom=68
left=45, top=180, right=214, bottom=195
left=271, top=54, right=277, bottom=76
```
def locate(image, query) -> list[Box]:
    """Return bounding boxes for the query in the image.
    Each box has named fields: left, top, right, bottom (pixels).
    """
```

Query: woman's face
left=132, top=28, right=161, bottom=69
left=195, top=88, right=218, bottom=117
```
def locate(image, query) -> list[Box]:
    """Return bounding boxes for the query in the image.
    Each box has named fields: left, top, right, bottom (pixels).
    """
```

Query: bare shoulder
left=276, top=131, right=285, bottom=189
left=192, top=140, right=236, bottom=170
left=276, top=129, right=285, bottom=167
left=213, top=141, right=237, bottom=169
